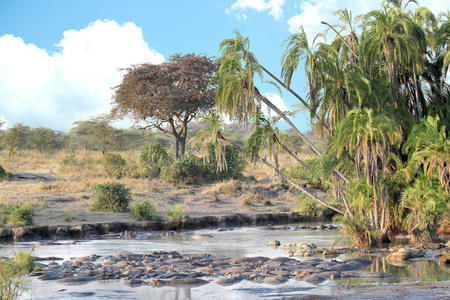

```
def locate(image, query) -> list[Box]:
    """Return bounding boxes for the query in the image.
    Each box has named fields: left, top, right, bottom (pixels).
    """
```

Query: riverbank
left=0, top=212, right=332, bottom=242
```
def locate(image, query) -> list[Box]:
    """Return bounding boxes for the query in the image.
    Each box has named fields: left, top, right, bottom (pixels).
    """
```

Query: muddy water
left=1, top=224, right=448, bottom=299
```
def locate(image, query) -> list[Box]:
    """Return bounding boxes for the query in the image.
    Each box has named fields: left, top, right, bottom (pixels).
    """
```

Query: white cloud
left=228, top=0, right=286, bottom=19
left=261, top=92, right=288, bottom=116
left=287, top=0, right=446, bottom=44
left=0, top=20, right=164, bottom=131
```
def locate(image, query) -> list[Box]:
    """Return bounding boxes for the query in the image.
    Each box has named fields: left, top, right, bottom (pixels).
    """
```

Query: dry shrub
left=168, top=188, right=190, bottom=195
left=217, top=179, right=239, bottom=196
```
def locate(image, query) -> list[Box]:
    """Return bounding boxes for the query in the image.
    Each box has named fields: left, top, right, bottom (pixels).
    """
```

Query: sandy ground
left=337, top=280, right=450, bottom=299
left=0, top=173, right=326, bottom=226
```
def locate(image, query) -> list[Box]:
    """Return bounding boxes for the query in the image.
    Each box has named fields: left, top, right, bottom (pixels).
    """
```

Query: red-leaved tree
left=111, top=54, right=216, bottom=158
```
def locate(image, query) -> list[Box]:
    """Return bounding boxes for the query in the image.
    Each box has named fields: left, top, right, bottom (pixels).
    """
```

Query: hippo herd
left=30, top=250, right=395, bottom=288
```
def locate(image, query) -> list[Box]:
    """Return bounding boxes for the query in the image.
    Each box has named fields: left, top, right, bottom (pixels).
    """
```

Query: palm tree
left=247, top=114, right=282, bottom=176
left=403, top=115, right=450, bottom=192
left=193, top=111, right=229, bottom=172
left=220, top=30, right=313, bottom=114
left=361, top=4, right=422, bottom=108
left=217, top=30, right=350, bottom=183
left=401, top=176, right=448, bottom=242
left=333, top=107, right=402, bottom=230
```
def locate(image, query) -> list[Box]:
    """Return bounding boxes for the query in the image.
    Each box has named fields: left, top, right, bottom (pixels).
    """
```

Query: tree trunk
left=175, top=139, right=179, bottom=159
left=261, top=158, right=345, bottom=215
left=220, top=134, right=348, bottom=216
left=256, top=90, right=349, bottom=184
left=373, top=184, right=379, bottom=230
left=179, top=136, right=186, bottom=157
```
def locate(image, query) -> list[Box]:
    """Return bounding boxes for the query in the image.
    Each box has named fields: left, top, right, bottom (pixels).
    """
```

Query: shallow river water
left=1, top=224, right=449, bottom=299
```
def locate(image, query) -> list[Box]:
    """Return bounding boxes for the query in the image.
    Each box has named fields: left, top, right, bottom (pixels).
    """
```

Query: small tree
left=3, top=123, right=29, bottom=157
left=30, top=127, right=63, bottom=153
left=70, top=120, right=121, bottom=154
left=112, top=53, right=216, bottom=158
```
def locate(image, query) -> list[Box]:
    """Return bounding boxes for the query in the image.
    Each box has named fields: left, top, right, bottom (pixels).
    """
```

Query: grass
left=216, top=179, right=239, bottom=196
left=0, top=149, right=306, bottom=227
left=168, top=188, right=191, bottom=196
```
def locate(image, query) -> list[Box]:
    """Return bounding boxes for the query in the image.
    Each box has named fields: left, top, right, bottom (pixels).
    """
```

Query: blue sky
left=0, top=0, right=445, bottom=132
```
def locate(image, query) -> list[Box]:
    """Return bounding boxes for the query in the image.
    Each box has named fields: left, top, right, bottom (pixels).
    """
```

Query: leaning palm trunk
left=261, top=158, right=345, bottom=215
left=220, top=135, right=346, bottom=215
left=255, top=90, right=350, bottom=184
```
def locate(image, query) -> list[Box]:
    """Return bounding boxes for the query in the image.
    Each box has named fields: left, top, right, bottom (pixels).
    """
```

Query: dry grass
left=216, top=179, right=240, bottom=196
left=168, top=188, right=191, bottom=195
left=0, top=149, right=309, bottom=226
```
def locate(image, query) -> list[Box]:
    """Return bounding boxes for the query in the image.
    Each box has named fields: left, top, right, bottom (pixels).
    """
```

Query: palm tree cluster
left=210, top=0, right=449, bottom=247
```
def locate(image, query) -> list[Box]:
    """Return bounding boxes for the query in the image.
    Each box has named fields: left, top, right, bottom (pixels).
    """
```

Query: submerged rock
left=268, top=240, right=281, bottom=247
left=386, top=247, right=425, bottom=266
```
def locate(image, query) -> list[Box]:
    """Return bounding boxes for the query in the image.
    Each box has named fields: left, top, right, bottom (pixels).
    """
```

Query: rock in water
left=268, top=240, right=281, bottom=247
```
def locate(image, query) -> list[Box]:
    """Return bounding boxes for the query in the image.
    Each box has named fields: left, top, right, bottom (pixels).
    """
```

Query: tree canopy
left=111, top=53, right=217, bottom=158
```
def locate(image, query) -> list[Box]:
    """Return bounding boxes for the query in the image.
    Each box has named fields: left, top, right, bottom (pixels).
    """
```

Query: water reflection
left=0, top=225, right=448, bottom=299
left=336, top=256, right=450, bottom=288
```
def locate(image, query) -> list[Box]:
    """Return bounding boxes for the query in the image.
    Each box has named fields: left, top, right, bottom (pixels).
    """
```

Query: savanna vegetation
left=0, top=0, right=448, bottom=250
left=208, top=0, right=449, bottom=247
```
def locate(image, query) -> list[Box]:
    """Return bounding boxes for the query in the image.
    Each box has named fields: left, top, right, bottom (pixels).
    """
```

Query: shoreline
left=0, top=212, right=332, bottom=242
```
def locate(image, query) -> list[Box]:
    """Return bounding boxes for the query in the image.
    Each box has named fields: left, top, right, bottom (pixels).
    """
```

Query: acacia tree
left=30, top=127, right=63, bottom=153
left=70, top=120, right=122, bottom=154
left=111, top=54, right=216, bottom=158
left=3, top=123, right=29, bottom=157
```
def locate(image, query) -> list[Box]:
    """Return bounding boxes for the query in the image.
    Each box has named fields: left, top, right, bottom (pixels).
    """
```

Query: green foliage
left=403, top=115, right=450, bottom=192
left=206, top=143, right=245, bottom=180
left=161, top=154, right=208, bottom=185
left=0, top=205, right=34, bottom=227
left=11, top=252, right=35, bottom=273
left=0, top=165, right=9, bottom=181
left=0, top=252, right=33, bottom=300
left=167, top=204, right=187, bottom=224
left=400, top=176, right=449, bottom=242
left=286, top=161, right=324, bottom=189
left=334, top=214, right=378, bottom=248
left=4, top=123, right=29, bottom=157
left=129, top=201, right=161, bottom=221
left=103, top=153, right=127, bottom=178
left=294, top=194, right=324, bottom=217
left=139, top=143, right=171, bottom=178
left=91, top=183, right=130, bottom=212
left=29, top=127, right=63, bottom=153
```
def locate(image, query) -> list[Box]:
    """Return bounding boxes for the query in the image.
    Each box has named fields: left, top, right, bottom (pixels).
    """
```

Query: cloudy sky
left=0, top=0, right=446, bottom=131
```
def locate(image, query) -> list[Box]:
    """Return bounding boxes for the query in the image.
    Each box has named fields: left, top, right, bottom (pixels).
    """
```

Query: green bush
left=129, top=201, right=161, bottom=221
left=294, top=195, right=323, bottom=217
left=104, top=153, right=127, bottom=178
left=11, top=252, right=35, bottom=273
left=0, top=165, right=10, bottom=181
left=1, top=205, right=34, bottom=227
left=205, top=144, right=246, bottom=180
left=91, top=183, right=130, bottom=212
left=286, top=161, right=325, bottom=189
left=401, top=176, right=449, bottom=242
left=167, top=204, right=187, bottom=225
left=140, top=143, right=172, bottom=178
left=0, top=252, right=33, bottom=299
left=161, top=154, right=208, bottom=185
